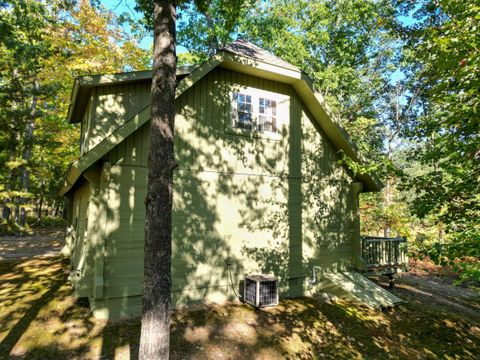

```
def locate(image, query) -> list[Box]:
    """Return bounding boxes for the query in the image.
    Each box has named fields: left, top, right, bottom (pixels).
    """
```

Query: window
left=232, top=93, right=253, bottom=130
left=232, top=92, right=278, bottom=135
left=258, top=98, right=276, bottom=133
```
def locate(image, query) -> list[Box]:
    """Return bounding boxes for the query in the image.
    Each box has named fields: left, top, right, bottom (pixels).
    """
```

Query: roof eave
left=67, top=67, right=197, bottom=124
left=62, top=51, right=382, bottom=195
left=66, top=78, right=80, bottom=124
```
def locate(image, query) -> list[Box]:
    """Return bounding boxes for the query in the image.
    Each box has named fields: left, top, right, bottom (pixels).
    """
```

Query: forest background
left=0, top=0, right=478, bottom=282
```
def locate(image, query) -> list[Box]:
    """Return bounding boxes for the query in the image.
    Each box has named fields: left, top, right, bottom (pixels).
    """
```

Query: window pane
left=239, top=112, right=252, bottom=122
left=258, top=97, right=277, bottom=133
left=233, top=92, right=254, bottom=131
left=238, top=112, right=253, bottom=130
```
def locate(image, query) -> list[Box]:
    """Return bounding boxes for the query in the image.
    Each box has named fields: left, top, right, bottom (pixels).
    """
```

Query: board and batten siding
left=79, top=81, right=151, bottom=155
left=87, top=67, right=356, bottom=317
left=68, top=180, right=92, bottom=297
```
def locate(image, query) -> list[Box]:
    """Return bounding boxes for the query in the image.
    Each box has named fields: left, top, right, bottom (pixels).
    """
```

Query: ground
left=0, top=229, right=479, bottom=359
left=0, top=228, right=64, bottom=260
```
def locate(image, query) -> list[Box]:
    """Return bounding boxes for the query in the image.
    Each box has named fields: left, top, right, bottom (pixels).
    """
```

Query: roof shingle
left=221, top=39, right=300, bottom=72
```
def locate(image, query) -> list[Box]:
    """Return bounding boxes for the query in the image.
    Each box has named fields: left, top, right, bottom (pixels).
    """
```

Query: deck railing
left=361, top=236, right=408, bottom=271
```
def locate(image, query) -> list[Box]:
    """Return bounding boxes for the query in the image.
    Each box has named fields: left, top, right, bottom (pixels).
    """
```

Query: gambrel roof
left=221, top=39, right=300, bottom=72
left=60, top=39, right=382, bottom=196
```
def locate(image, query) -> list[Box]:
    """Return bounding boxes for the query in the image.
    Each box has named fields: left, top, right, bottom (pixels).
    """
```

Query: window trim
left=228, top=90, right=283, bottom=140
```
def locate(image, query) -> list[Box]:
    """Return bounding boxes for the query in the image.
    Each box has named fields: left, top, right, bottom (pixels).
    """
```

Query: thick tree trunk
left=139, top=1, right=177, bottom=359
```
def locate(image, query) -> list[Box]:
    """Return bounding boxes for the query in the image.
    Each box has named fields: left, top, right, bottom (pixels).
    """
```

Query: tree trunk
left=51, top=200, right=57, bottom=217
left=383, top=132, right=394, bottom=238
left=54, top=201, right=60, bottom=218
left=18, top=80, right=38, bottom=227
left=37, top=196, right=43, bottom=221
left=37, top=182, right=45, bottom=221
left=14, top=204, right=20, bottom=224
left=2, top=167, right=15, bottom=223
left=19, top=207, right=26, bottom=230
left=2, top=203, right=11, bottom=223
left=2, top=123, right=19, bottom=223
left=62, top=203, right=68, bottom=220
left=139, top=1, right=177, bottom=359
left=2, top=174, right=13, bottom=222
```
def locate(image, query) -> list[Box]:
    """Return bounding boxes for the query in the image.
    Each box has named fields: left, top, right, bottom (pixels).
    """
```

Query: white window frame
left=231, top=92, right=254, bottom=131
left=257, top=97, right=277, bottom=133
left=230, top=91, right=281, bottom=138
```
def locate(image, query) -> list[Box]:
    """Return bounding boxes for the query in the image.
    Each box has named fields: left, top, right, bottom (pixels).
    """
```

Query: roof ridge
left=220, top=38, right=299, bottom=72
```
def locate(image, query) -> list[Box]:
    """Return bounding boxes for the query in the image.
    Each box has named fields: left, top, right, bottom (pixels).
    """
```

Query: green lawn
left=0, top=255, right=479, bottom=359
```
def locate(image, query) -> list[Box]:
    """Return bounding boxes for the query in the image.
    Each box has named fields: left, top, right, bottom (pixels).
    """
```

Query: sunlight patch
left=184, top=326, right=210, bottom=342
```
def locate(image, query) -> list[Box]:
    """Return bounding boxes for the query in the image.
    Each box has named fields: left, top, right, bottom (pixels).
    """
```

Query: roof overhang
left=60, top=50, right=382, bottom=196
left=219, top=52, right=382, bottom=192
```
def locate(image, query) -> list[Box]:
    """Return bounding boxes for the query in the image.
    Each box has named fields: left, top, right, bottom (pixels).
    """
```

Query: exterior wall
left=68, top=180, right=92, bottom=297
left=85, top=67, right=357, bottom=318
left=79, top=81, right=151, bottom=155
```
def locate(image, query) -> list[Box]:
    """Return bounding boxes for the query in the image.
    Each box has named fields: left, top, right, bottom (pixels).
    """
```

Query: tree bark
left=2, top=168, right=14, bottom=222
left=54, top=201, right=60, bottom=218
left=37, top=196, right=43, bottom=221
left=139, top=1, right=177, bottom=359
left=2, top=72, right=20, bottom=223
left=18, top=80, right=38, bottom=227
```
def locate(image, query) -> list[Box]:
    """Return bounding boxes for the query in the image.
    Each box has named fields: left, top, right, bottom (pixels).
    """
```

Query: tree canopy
left=0, top=0, right=149, bottom=231
left=0, top=0, right=477, bottom=281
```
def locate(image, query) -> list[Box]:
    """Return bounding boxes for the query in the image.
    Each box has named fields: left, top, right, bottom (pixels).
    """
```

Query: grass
left=0, top=256, right=479, bottom=359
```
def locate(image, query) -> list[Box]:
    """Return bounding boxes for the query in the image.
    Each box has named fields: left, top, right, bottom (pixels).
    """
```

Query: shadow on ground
left=0, top=228, right=65, bottom=260
left=0, top=256, right=479, bottom=359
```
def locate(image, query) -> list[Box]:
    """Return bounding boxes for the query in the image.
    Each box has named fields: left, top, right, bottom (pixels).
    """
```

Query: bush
left=409, top=238, right=480, bottom=285
left=28, top=216, right=66, bottom=228
left=0, top=220, right=32, bottom=236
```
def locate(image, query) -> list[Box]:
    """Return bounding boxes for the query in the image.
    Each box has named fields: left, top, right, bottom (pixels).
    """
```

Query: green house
left=60, top=40, right=401, bottom=319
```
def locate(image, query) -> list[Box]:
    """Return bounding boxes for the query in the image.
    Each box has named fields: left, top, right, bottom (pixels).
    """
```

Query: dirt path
left=0, top=228, right=65, bottom=260
left=370, top=271, right=480, bottom=321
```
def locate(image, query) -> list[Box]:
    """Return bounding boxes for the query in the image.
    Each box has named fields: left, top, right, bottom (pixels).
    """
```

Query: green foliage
left=177, top=0, right=255, bottom=60
left=239, top=0, right=398, bottom=126
left=0, top=0, right=150, bottom=226
left=28, top=215, right=67, bottom=228
left=135, top=0, right=255, bottom=63
left=397, top=0, right=480, bottom=280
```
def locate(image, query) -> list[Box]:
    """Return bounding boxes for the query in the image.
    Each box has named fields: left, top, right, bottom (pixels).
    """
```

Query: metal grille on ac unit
left=243, top=275, right=278, bottom=307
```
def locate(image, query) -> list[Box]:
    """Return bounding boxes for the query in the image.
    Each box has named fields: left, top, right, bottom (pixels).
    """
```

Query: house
left=60, top=39, right=402, bottom=319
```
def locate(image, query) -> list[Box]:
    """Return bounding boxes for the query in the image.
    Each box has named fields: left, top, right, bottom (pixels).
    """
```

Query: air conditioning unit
left=243, top=275, right=278, bottom=307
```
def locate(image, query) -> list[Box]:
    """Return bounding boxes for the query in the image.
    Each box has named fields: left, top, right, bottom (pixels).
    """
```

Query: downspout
left=308, top=266, right=323, bottom=288
left=351, top=182, right=364, bottom=270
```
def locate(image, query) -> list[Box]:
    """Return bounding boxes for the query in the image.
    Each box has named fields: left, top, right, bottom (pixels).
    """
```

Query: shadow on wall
left=89, top=49, right=357, bottom=318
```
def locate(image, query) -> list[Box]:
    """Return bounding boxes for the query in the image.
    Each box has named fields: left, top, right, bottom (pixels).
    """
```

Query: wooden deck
left=361, top=236, right=408, bottom=273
